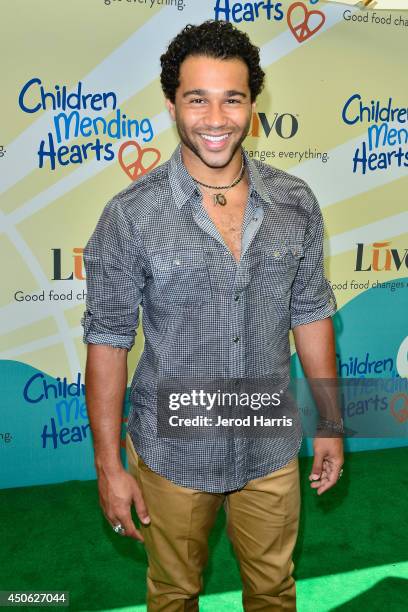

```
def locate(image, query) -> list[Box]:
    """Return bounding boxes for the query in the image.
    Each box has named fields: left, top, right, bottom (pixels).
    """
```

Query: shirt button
left=273, top=250, right=281, bottom=258
left=173, top=258, right=181, bottom=266
left=233, top=336, right=240, bottom=343
left=252, top=216, right=258, bottom=222
left=234, top=295, right=240, bottom=301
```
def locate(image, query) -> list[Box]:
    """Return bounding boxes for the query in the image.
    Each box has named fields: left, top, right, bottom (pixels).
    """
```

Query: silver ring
left=112, top=523, right=125, bottom=535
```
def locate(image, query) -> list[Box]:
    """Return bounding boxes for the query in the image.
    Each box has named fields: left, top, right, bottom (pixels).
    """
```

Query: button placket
left=241, top=204, right=264, bottom=260
left=230, top=267, right=246, bottom=380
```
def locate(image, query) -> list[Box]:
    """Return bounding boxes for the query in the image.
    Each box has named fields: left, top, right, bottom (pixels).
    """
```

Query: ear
left=251, top=100, right=256, bottom=114
left=165, top=98, right=176, bottom=121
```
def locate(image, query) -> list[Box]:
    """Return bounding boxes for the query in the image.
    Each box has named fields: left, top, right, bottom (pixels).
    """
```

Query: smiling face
left=166, top=55, right=255, bottom=174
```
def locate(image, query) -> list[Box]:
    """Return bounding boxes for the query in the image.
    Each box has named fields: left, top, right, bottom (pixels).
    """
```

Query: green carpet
left=1, top=446, right=407, bottom=611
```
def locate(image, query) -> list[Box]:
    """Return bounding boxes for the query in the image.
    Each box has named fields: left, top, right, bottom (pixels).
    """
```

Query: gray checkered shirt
left=81, top=144, right=337, bottom=493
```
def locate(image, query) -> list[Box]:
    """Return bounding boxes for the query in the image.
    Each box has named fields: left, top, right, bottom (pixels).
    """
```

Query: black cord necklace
left=191, top=157, right=245, bottom=206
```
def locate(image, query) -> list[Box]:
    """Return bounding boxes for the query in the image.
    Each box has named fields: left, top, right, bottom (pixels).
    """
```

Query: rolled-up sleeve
left=81, top=197, right=144, bottom=350
left=290, top=185, right=337, bottom=329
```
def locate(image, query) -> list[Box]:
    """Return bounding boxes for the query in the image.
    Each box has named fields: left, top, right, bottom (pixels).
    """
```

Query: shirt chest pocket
left=262, top=242, right=304, bottom=298
left=151, top=249, right=212, bottom=305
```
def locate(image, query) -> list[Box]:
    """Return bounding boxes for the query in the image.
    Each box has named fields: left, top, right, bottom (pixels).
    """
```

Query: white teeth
left=201, top=134, right=229, bottom=142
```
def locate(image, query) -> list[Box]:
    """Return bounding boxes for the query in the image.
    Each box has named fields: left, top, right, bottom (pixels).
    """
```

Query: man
left=82, top=20, right=344, bottom=612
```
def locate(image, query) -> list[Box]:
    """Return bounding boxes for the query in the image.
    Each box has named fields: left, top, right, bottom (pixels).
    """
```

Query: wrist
left=316, top=416, right=345, bottom=436
left=95, top=457, right=124, bottom=477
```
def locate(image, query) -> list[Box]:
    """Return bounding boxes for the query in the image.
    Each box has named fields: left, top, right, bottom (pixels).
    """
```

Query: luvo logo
left=52, top=248, right=84, bottom=281
left=355, top=242, right=408, bottom=272
left=251, top=112, right=299, bottom=139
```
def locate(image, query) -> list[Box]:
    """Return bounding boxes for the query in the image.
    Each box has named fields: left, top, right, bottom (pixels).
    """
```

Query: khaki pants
left=126, top=433, right=300, bottom=612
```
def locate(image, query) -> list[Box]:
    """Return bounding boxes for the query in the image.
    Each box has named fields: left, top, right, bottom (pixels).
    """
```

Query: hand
left=309, top=437, right=344, bottom=495
left=97, top=466, right=150, bottom=542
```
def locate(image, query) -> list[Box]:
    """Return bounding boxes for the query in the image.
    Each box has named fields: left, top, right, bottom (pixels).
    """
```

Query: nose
left=204, top=101, right=227, bottom=130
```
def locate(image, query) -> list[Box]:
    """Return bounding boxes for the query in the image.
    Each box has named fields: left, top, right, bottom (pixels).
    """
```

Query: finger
left=117, top=508, right=145, bottom=542
left=310, top=463, right=330, bottom=485
left=103, top=510, right=120, bottom=527
left=323, top=459, right=343, bottom=479
left=316, top=480, right=335, bottom=495
left=315, top=466, right=342, bottom=495
left=309, top=454, right=324, bottom=481
left=133, top=485, right=151, bottom=526
left=310, top=471, right=329, bottom=488
left=322, top=461, right=333, bottom=476
left=312, top=466, right=329, bottom=479
left=311, top=467, right=328, bottom=480
left=103, top=511, right=142, bottom=541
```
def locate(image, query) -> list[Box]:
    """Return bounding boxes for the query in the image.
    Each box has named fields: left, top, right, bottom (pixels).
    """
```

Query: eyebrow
left=182, top=89, right=248, bottom=98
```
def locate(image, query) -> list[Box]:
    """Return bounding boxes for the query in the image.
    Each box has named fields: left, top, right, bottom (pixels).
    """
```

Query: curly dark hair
left=160, top=20, right=265, bottom=103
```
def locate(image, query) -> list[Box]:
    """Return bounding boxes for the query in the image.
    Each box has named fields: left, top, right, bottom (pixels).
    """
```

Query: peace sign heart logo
left=287, top=2, right=326, bottom=43
left=119, top=140, right=161, bottom=181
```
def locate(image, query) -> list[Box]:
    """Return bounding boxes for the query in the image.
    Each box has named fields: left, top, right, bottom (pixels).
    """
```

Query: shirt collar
left=168, top=143, right=273, bottom=209
left=242, top=148, right=273, bottom=207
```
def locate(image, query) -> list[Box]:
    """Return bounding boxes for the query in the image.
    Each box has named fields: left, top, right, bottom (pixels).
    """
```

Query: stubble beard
left=175, top=112, right=252, bottom=170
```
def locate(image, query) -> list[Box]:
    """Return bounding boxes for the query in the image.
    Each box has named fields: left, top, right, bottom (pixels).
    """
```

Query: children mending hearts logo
left=214, top=1, right=326, bottom=43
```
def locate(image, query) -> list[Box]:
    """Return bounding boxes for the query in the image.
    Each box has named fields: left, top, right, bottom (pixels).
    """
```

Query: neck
left=180, top=144, right=244, bottom=186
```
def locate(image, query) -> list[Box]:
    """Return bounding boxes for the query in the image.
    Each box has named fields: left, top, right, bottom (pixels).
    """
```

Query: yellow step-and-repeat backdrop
left=1, top=0, right=407, bottom=487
